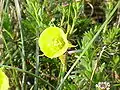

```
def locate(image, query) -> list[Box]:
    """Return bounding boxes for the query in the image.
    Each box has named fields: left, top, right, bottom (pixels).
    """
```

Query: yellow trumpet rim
left=38, top=27, right=69, bottom=58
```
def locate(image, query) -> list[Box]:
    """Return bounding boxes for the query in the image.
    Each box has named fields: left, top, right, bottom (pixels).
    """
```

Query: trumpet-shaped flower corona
left=38, top=27, right=72, bottom=58
left=0, top=68, right=9, bottom=90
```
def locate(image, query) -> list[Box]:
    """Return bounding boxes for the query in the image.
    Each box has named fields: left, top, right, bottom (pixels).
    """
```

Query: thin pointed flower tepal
left=38, top=27, right=73, bottom=58
left=0, top=68, right=9, bottom=90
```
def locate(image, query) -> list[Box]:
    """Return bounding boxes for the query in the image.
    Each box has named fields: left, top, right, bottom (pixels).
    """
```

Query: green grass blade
left=0, top=65, right=56, bottom=89
left=56, top=1, right=120, bottom=90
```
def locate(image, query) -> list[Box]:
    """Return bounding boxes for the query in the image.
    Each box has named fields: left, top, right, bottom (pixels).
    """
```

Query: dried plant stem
left=14, top=0, right=26, bottom=89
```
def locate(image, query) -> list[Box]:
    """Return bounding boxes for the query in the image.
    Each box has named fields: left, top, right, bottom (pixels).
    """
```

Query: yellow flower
left=38, top=27, right=73, bottom=58
left=0, top=68, right=9, bottom=90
